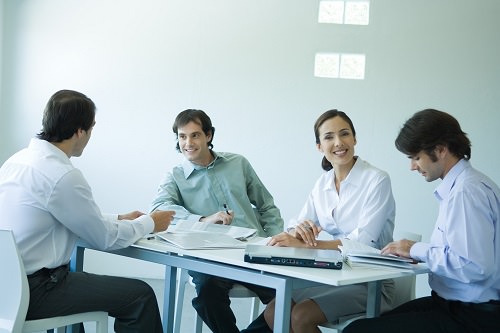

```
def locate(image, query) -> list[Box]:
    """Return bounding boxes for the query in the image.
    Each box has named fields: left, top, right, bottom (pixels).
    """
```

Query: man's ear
left=434, top=145, right=448, bottom=158
left=75, top=128, right=84, bottom=137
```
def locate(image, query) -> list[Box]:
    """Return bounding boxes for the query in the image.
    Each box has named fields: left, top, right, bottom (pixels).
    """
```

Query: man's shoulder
left=215, top=151, right=250, bottom=164
left=460, top=164, right=500, bottom=193
left=8, top=144, right=75, bottom=181
left=216, top=151, right=245, bottom=159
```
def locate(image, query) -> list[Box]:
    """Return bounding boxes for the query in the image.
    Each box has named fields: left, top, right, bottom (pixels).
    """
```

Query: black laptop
left=244, top=244, right=343, bottom=269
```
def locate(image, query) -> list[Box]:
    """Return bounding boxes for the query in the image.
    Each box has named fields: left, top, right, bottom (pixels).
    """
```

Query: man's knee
left=195, top=276, right=232, bottom=295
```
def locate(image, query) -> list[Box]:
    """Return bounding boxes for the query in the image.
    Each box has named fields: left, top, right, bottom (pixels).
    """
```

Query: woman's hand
left=294, top=221, right=322, bottom=247
left=267, top=232, right=308, bottom=247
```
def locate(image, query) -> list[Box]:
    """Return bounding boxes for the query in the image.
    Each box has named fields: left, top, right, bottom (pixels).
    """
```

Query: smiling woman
left=262, top=109, right=396, bottom=332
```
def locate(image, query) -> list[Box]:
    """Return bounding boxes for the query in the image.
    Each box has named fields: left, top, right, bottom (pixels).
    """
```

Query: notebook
left=338, top=239, right=417, bottom=269
left=244, top=244, right=343, bottom=269
left=345, top=252, right=416, bottom=269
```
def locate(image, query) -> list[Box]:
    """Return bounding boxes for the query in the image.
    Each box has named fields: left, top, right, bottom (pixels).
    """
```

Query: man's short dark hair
left=395, top=109, right=471, bottom=161
left=36, top=90, right=96, bottom=142
left=172, top=109, right=215, bottom=152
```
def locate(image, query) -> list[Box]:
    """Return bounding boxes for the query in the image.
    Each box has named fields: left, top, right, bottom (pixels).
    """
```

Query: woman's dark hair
left=395, top=109, right=471, bottom=161
left=314, top=109, right=356, bottom=171
left=172, top=109, right=215, bottom=152
left=36, top=90, right=96, bottom=142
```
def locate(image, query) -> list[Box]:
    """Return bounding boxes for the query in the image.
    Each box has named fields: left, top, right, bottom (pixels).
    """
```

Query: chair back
left=0, top=229, right=30, bottom=333
left=395, top=231, right=422, bottom=243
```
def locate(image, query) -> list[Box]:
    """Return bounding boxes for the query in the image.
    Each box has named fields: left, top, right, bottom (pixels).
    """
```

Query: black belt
left=28, top=264, right=69, bottom=278
left=432, top=290, right=500, bottom=313
left=28, top=264, right=69, bottom=290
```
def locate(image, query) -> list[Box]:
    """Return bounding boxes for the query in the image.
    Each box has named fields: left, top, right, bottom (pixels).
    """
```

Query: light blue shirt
left=150, top=151, right=284, bottom=237
left=287, top=157, right=395, bottom=249
left=411, top=159, right=500, bottom=302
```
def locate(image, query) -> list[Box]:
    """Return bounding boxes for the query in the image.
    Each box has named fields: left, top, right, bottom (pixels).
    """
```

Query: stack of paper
left=154, top=220, right=258, bottom=249
left=345, top=253, right=416, bottom=269
left=155, top=231, right=248, bottom=249
left=339, top=239, right=416, bottom=269
left=169, top=219, right=257, bottom=240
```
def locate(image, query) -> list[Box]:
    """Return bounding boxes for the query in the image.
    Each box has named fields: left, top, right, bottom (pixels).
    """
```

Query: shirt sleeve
left=48, top=168, right=154, bottom=250
left=287, top=191, right=319, bottom=231
left=415, top=185, right=495, bottom=283
left=244, top=160, right=284, bottom=236
left=149, top=171, right=203, bottom=223
left=345, top=174, right=395, bottom=247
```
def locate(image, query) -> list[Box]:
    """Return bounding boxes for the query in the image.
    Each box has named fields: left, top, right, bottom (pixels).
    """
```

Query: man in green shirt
left=150, top=109, right=284, bottom=333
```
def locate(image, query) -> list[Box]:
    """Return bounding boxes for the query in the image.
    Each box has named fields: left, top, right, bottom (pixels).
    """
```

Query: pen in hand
left=223, top=203, right=230, bottom=214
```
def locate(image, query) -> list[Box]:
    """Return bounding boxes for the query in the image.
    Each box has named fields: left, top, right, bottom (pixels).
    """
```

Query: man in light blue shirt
left=150, top=109, right=284, bottom=333
left=345, top=109, right=500, bottom=333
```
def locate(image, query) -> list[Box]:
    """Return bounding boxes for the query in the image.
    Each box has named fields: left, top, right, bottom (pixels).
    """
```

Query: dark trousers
left=27, top=264, right=163, bottom=333
left=344, top=291, right=500, bottom=333
left=189, top=271, right=275, bottom=333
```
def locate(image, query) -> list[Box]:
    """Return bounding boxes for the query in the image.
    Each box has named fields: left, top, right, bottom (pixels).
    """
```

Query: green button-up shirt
left=150, top=151, right=284, bottom=237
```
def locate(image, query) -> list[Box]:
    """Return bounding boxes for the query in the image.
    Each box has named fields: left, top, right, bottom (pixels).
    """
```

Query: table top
left=133, top=237, right=429, bottom=287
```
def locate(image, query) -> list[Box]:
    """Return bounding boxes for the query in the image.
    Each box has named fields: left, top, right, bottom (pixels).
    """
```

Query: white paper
left=169, top=220, right=257, bottom=240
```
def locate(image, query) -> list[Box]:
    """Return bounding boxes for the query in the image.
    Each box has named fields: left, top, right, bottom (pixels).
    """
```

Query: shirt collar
left=324, top=156, right=363, bottom=191
left=434, top=159, right=469, bottom=201
left=30, top=138, right=71, bottom=164
left=181, top=150, right=222, bottom=178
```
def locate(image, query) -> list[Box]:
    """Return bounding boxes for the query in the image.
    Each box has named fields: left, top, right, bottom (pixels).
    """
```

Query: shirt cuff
left=409, top=241, right=429, bottom=262
left=104, top=213, right=119, bottom=222
left=188, top=214, right=204, bottom=222
left=135, top=214, right=155, bottom=234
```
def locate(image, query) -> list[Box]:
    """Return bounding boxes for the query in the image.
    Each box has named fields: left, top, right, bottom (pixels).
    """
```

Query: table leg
left=68, top=246, right=86, bottom=333
left=70, top=245, right=85, bottom=272
left=272, top=278, right=292, bottom=333
left=366, top=280, right=382, bottom=318
left=163, top=265, right=177, bottom=333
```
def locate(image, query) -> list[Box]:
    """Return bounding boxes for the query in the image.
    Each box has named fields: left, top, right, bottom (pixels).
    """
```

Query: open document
left=168, top=220, right=257, bottom=239
left=154, top=220, right=258, bottom=249
left=339, top=239, right=417, bottom=269
left=155, top=231, right=248, bottom=249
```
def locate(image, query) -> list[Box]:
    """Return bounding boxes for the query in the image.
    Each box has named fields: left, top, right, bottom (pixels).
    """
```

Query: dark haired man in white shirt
left=0, top=90, right=175, bottom=333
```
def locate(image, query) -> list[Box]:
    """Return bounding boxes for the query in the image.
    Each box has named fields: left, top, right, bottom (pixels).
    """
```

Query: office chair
left=0, top=229, right=108, bottom=333
left=320, top=232, right=423, bottom=332
left=174, top=268, right=260, bottom=333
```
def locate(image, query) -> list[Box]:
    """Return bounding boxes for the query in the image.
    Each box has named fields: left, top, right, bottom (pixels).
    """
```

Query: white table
left=71, top=238, right=429, bottom=333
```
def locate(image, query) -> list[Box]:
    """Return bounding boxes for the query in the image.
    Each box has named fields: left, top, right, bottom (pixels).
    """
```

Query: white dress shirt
left=0, top=138, right=154, bottom=274
left=287, top=157, right=395, bottom=249
left=410, top=159, right=500, bottom=302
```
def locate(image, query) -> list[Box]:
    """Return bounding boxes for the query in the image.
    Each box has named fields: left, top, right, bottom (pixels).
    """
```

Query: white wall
left=2, top=0, right=500, bottom=297
left=0, top=0, right=5, bottom=163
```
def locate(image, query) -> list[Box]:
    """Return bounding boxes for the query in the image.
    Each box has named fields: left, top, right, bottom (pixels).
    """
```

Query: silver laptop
left=244, top=244, right=343, bottom=269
